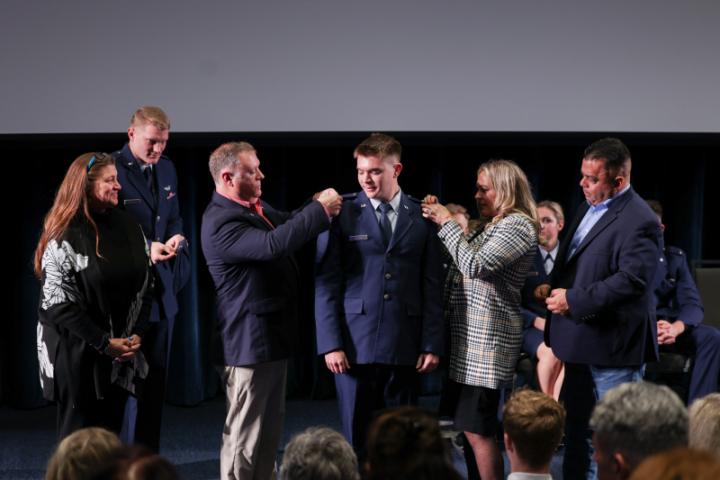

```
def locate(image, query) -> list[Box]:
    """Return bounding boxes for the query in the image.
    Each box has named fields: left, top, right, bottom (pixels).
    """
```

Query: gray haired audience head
left=590, top=381, right=688, bottom=479
left=280, top=426, right=359, bottom=480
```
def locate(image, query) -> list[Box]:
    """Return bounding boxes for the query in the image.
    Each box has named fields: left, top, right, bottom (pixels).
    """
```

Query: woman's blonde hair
left=45, top=427, right=122, bottom=480
left=478, top=159, right=538, bottom=230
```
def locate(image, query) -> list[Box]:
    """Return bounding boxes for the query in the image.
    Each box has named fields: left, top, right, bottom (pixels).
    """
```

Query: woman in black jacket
left=34, top=152, right=152, bottom=439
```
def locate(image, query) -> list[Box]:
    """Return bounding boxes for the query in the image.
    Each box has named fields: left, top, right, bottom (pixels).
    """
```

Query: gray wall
left=2, top=0, right=719, bottom=133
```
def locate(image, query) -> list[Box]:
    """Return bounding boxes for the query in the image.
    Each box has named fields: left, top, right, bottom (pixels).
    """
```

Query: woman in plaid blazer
left=423, top=159, right=538, bottom=480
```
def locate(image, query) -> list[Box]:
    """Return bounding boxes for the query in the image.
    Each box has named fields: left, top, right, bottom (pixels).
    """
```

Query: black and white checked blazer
left=439, top=213, right=537, bottom=389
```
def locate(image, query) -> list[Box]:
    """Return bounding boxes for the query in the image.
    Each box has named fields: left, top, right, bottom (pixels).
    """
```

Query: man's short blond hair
left=130, top=105, right=170, bottom=130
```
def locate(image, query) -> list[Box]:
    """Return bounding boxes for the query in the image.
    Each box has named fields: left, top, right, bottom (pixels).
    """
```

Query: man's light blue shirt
left=568, top=185, right=631, bottom=259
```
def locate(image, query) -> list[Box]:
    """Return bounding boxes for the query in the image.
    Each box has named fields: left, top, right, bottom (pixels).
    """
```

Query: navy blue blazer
left=201, top=192, right=330, bottom=366
left=314, top=191, right=444, bottom=366
left=653, top=245, right=704, bottom=326
left=545, top=187, right=661, bottom=366
left=115, top=144, right=189, bottom=324
left=520, top=249, right=551, bottom=330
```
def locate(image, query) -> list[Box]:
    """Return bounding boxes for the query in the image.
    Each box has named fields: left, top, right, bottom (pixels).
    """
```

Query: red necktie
left=250, top=202, right=274, bottom=229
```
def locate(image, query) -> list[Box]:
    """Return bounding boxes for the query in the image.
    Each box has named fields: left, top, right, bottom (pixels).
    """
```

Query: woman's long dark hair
left=34, top=152, right=115, bottom=278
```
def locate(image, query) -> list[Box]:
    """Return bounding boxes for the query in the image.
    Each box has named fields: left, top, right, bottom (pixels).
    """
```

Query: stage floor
left=0, top=395, right=563, bottom=479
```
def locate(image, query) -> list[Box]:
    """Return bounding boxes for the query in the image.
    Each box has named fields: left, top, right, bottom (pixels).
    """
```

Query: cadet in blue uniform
left=648, top=200, right=720, bottom=403
left=115, top=106, right=190, bottom=451
left=315, top=133, right=443, bottom=454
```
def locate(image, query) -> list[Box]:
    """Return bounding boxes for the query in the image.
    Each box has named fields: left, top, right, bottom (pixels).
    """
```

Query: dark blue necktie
left=143, top=166, right=156, bottom=196
left=378, top=203, right=393, bottom=246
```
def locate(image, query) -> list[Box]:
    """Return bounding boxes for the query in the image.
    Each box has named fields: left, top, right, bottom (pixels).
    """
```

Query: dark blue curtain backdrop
left=4, top=132, right=718, bottom=408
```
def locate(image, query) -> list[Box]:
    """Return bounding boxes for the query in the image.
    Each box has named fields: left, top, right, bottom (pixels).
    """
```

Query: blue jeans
left=562, top=363, right=644, bottom=480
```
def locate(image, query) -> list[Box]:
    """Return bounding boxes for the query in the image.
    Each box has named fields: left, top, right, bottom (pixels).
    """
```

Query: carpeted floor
left=0, top=395, right=563, bottom=479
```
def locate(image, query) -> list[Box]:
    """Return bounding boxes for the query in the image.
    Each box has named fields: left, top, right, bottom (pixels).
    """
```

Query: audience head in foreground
left=280, top=426, right=359, bottom=480
left=590, top=381, right=688, bottom=480
left=628, top=447, right=720, bottom=480
left=45, top=427, right=121, bottom=480
left=364, top=406, right=462, bottom=480
left=689, top=393, right=720, bottom=460
left=503, top=388, right=566, bottom=475
left=89, top=445, right=179, bottom=480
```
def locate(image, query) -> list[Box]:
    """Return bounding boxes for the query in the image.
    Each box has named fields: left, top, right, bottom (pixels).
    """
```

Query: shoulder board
left=341, top=193, right=358, bottom=201
left=665, top=246, right=685, bottom=256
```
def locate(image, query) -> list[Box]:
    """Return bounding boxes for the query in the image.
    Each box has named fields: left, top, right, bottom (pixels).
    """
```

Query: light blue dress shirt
left=567, top=185, right=630, bottom=259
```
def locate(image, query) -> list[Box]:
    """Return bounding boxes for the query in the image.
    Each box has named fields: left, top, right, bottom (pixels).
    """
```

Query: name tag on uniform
left=124, top=198, right=141, bottom=205
left=348, top=234, right=368, bottom=241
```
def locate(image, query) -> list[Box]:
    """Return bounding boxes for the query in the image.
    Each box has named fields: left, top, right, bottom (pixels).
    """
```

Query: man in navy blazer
left=115, top=106, right=189, bottom=452
left=544, top=138, right=662, bottom=479
left=315, top=133, right=443, bottom=453
left=201, top=141, right=342, bottom=480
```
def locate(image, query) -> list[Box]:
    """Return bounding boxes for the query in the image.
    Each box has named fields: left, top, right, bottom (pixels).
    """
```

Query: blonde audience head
left=45, top=427, right=121, bottom=480
left=689, top=393, right=720, bottom=460
left=628, top=447, right=720, bottom=480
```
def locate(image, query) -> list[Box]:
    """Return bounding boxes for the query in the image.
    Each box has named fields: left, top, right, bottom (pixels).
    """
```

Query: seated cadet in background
left=647, top=200, right=720, bottom=404
left=519, top=200, right=565, bottom=400
left=445, top=203, right=471, bottom=235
